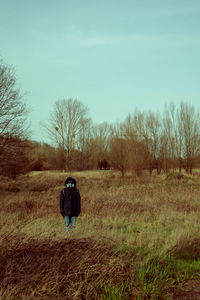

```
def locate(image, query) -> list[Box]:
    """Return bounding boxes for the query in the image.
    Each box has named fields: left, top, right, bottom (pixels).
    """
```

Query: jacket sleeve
left=76, top=189, right=81, bottom=216
left=60, top=190, right=65, bottom=217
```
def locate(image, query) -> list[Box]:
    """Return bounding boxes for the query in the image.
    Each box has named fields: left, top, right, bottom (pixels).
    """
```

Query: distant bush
left=165, top=172, right=192, bottom=182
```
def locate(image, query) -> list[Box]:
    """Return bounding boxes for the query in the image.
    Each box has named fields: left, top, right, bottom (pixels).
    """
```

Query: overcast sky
left=1, top=0, right=200, bottom=142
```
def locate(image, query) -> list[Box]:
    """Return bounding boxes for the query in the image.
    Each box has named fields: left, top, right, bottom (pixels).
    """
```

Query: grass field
left=0, top=170, right=200, bottom=299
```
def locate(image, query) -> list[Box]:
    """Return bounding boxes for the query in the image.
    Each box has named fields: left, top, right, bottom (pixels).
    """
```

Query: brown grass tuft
left=0, top=235, right=132, bottom=299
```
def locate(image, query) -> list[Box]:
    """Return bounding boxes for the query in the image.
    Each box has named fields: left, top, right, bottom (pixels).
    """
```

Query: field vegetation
left=1, top=170, right=200, bottom=299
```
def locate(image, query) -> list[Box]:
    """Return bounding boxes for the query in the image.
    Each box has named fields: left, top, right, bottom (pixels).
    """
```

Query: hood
left=64, top=177, right=76, bottom=187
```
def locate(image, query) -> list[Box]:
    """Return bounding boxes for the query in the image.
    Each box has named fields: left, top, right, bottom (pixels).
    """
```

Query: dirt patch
left=173, top=280, right=200, bottom=300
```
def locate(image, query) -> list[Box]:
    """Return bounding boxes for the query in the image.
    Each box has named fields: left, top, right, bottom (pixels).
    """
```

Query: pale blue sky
left=0, top=0, right=200, bottom=142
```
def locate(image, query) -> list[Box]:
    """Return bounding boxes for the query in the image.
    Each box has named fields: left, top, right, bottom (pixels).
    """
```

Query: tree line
left=1, top=59, right=200, bottom=178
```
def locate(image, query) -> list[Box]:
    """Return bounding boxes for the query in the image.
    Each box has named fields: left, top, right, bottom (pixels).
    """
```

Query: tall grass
left=0, top=170, right=200, bottom=299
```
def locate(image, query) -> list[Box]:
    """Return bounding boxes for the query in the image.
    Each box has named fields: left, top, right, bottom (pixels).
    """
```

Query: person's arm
left=60, top=190, right=65, bottom=217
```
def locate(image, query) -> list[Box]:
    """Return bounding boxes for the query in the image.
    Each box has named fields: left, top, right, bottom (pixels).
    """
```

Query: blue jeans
left=64, top=216, right=77, bottom=231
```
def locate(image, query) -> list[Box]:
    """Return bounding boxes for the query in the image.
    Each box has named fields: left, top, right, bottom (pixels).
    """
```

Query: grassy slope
left=0, top=170, right=200, bottom=299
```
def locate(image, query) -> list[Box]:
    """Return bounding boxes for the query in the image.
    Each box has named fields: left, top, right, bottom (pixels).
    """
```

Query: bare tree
left=161, top=101, right=200, bottom=174
left=179, top=102, right=200, bottom=174
left=0, top=59, right=29, bottom=177
left=89, top=122, right=111, bottom=169
left=109, top=122, right=129, bottom=176
left=124, top=110, right=161, bottom=175
left=144, top=111, right=161, bottom=172
left=158, top=133, right=171, bottom=174
left=163, top=102, right=183, bottom=172
left=45, top=98, right=89, bottom=170
left=0, top=60, right=27, bottom=139
left=76, top=117, right=92, bottom=170
left=110, top=137, right=129, bottom=176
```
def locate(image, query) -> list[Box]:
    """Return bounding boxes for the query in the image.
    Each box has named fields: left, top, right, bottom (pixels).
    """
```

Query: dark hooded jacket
left=60, top=177, right=81, bottom=217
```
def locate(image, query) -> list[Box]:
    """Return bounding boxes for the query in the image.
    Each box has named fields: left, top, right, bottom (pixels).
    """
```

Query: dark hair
left=64, top=177, right=76, bottom=187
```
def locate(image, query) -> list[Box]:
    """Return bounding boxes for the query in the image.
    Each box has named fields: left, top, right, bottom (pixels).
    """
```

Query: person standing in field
left=60, top=177, right=81, bottom=232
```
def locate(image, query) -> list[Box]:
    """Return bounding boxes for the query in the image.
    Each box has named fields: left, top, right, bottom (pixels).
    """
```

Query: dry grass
left=0, top=170, right=200, bottom=299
